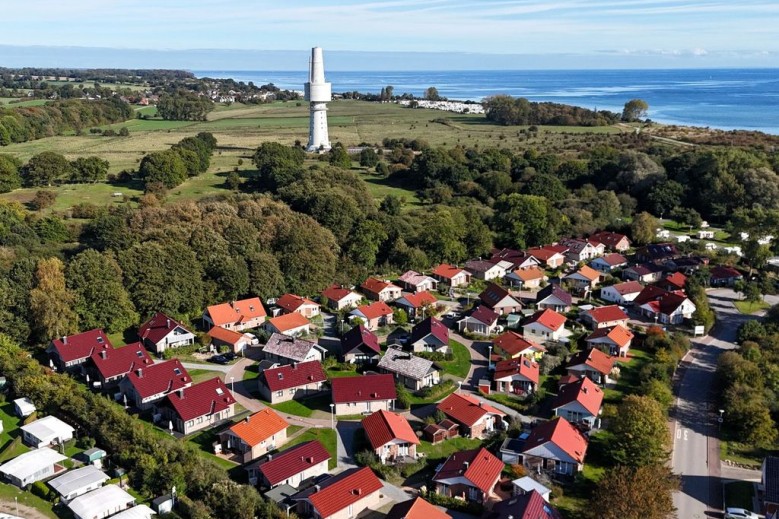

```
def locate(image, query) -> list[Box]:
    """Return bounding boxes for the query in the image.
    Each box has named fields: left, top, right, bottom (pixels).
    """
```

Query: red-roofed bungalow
left=437, top=392, right=506, bottom=439
left=331, top=374, right=397, bottom=416
left=258, top=360, right=327, bottom=404
left=159, top=377, right=236, bottom=435
left=432, top=447, right=503, bottom=504
left=251, top=440, right=331, bottom=489
left=362, top=410, right=419, bottom=464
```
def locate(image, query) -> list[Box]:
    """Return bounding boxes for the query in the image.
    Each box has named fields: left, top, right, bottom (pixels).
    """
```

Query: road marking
left=675, top=428, right=689, bottom=441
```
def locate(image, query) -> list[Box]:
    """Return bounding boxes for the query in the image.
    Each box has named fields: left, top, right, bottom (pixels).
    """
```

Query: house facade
left=465, top=259, right=507, bottom=281
left=263, top=313, right=311, bottom=337
left=394, top=291, right=437, bottom=320
left=377, top=347, right=440, bottom=390
left=535, top=284, right=572, bottom=313
left=301, top=467, right=383, bottom=519
left=340, top=325, right=381, bottom=364
left=493, top=358, right=539, bottom=396
left=585, top=325, right=633, bottom=357
left=409, top=317, right=449, bottom=353
left=321, top=285, right=363, bottom=311
left=361, top=278, right=402, bottom=302
left=350, top=301, right=394, bottom=330
left=399, top=270, right=439, bottom=293
left=203, top=297, right=267, bottom=332
left=138, top=312, right=195, bottom=355
left=48, top=329, right=112, bottom=372
left=582, top=305, right=629, bottom=330
left=521, top=417, right=588, bottom=476
left=276, top=294, right=321, bottom=318
left=159, top=377, right=236, bottom=435
left=479, top=283, right=522, bottom=315
left=505, top=266, right=547, bottom=289
left=431, top=264, right=471, bottom=287
left=362, top=410, right=419, bottom=464
left=88, top=341, right=153, bottom=387
left=219, top=408, right=288, bottom=463
left=252, top=440, right=330, bottom=489
left=523, top=309, right=567, bottom=343
left=457, top=306, right=499, bottom=336
left=331, top=374, right=397, bottom=415
left=262, top=333, right=325, bottom=365
left=566, top=348, right=615, bottom=385
left=590, top=231, right=630, bottom=252
left=493, top=331, right=545, bottom=360
left=437, top=392, right=506, bottom=439
left=600, top=281, right=644, bottom=305
left=552, top=377, right=603, bottom=429
left=118, top=359, right=192, bottom=410
left=258, top=360, right=327, bottom=404
left=432, top=448, right=503, bottom=504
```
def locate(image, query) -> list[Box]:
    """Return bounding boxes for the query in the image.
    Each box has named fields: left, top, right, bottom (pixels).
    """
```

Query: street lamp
left=457, top=381, right=462, bottom=394
left=488, top=345, right=493, bottom=370
left=230, top=376, right=234, bottom=392
left=329, top=403, right=335, bottom=430
left=15, top=497, right=17, bottom=516
left=340, top=319, right=345, bottom=334
left=718, top=409, right=725, bottom=430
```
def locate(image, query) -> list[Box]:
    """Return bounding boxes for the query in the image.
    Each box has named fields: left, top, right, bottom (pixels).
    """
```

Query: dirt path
left=0, top=500, right=50, bottom=519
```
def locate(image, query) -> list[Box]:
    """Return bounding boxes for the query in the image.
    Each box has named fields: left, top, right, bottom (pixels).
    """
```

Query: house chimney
left=478, top=401, right=483, bottom=408
left=62, top=336, right=67, bottom=345
left=136, top=368, right=143, bottom=378
left=178, top=389, right=184, bottom=399
left=353, top=488, right=362, bottom=496
left=246, top=416, right=250, bottom=423
left=314, top=484, right=321, bottom=492
left=292, top=362, right=297, bottom=370
left=166, top=319, right=171, bottom=329
left=307, top=456, right=314, bottom=463
left=268, top=454, right=273, bottom=461
left=463, top=461, right=470, bottom=470
left=100, top=350, right=107, bottom=359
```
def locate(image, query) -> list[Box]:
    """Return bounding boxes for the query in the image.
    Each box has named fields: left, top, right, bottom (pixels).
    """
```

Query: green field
left=439, top=340, right=471, bottom=378
left=0, top=100, right=627, bottom=213
left=734, top=300, right=770, bottom=314
left=284, top=427, right=338, bottom=469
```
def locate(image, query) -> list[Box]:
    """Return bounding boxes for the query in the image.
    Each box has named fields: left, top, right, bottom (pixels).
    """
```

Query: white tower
left=305, top=47, right=332, bottom=152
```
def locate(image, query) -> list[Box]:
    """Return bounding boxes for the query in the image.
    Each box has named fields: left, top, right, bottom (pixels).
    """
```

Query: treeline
left=0, top=97, right=132, bottom=145
left=484, top=94, right=620, bottom=126
left=0, top=68, right=194, bottom=85
left=156, top=91, right=215, bottom=121
left=138, top=132, right=217, bottom=189
left=0, top=335, right=279, bottom=519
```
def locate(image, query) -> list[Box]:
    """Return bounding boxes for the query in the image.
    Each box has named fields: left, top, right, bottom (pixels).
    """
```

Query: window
left=174, top=368, right=181, bottom=375
left=277, top=391, right=283, bottom=397
left=289, top=389, right=295, bottom=395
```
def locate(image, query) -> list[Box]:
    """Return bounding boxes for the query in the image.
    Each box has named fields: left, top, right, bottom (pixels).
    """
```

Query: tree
left=70, top=156, right=109, bottom=183
left=492, top=193, right=564, bottom=249
left=328, top=143, right=352, bottom=169
left=630, top=212, right=658, bottom=245
left=24, top=151, right=72, bottom=186
left=589, top=464, right=678, bottom=519
left=30, top=190, right=57, bottom=211
left=29, top=257, right=79, bottom=340
left=0, top=154, right=22, bottom=193
left=622, top=99, right=649, bottom=122
left=393, top=308, right=408, bottom=326
left=425, top=87, right=441, bottom=101
left=379, top=194, right=403, bottom=216
left=156, top=91, right=214, bottom=121
left=139, top=150, right=187, bottom=189
left=647, top=180, right=685, bottom=217
left=251, top=142, right=305, bottom=191
left=225, top=171, right=241, bottom=191
left=743, top=239, right=771, bottom=275
left=359, top=148, right=379, bottom=168
left=66, top=249, right=138, bottom=333
left=610, top=395, right=670, bottom=466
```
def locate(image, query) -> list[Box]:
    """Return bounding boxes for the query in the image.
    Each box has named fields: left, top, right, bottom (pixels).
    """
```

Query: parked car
left=724, top=508, right=759, bottom=519
left=223, top=352, right=237, bottom=361
left=209, top=355, right=228, bottom=365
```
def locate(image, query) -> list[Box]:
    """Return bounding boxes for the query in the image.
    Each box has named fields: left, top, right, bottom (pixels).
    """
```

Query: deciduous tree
left=590, top=464, right=678, bottom=519
left=29, top=257, right=78, bottom=340
left=621, top=98, right=649, bottom=122
left=610, top=395, right=670, bottom=466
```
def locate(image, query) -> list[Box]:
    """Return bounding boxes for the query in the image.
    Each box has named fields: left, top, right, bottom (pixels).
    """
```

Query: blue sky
left=1, top=0, right=778, bottom=69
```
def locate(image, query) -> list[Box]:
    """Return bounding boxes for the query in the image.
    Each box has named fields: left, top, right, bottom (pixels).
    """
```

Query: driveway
left=336, top=421, right=361, bottom=469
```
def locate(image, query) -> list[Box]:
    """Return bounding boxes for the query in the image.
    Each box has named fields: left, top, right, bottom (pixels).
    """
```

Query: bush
left=71, top=202, right=99, bottom=219
left=424, top=490, right=484, bottom=515
left=30, top=190, right=57, bottom=210
left=31, top=480, right=51, bottom=500
left=396, top=384, right=412, bottom=409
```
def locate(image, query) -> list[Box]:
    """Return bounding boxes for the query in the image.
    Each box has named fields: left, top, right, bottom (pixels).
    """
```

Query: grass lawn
left=242, top=363, right=260, bottom=381
left=0, top=402, right=24, bottom=455
left=481, top=391, right=528, bottom=413
left=438, top=340, right=471, bottom=379
left=185, top=426, right=239, bottom=470
left=724, top=480, right=755, bottom=510
left=326, top=366, right=360, bottom=379
left=605, top=348, right=651, bottom=403
left=417, top=436, right=482, bottom=461
left=284, top=427, right=338, bottom=469
left=0, top=438, right=29, bottom=463
left=407, top=380, right=457, bottom=406
left=734, top=300, right=770, bottom=314
left=0, top=482, right=58, bottom=518
left=270, top=394, right=332, bottom=418
left=187, top=368, right=225, bottom=384
left=719, top=440, right=770, bottom=467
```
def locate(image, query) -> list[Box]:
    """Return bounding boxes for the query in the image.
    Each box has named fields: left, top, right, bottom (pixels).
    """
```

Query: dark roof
left=138, top=312, right=191, bottom=346
left=627, top=263, right=665, bottom=276
left=590, top=231, right=629, bottom=249
left=710, top=265, right=743, bottom=280
left=764, top=456, right=779, bottom=504
left=331, top=374, right=397, bottom=404
left=479, top=282, right=514, bottom=309
left=410, top=317, right=449, bottom=345
left=340, top=325, right=381, bottom=356
left=164, top=377, right=235, bottom=422
left=485, top=492, right=562, bottom=519
left=308, top=467, right=383, bottom=518
left=637, top=243, right=679, bottom=261
left=90, top=342, right=153, bottom=381
left=257, top=440, right=331, bottom=487
left=536, top=284, right=572, bottom=306
left=122, top=359, right=191, bottom=399
left=261, top=361, right=327, bottom=392
left=50, top=329, right=112, bottom=363
left=433, top=447, right=503, bottom=494
left=469, top=306, right=499, bottom=326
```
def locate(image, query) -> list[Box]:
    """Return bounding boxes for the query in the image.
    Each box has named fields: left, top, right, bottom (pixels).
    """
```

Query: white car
left=724, top=508, right=760, bottom=519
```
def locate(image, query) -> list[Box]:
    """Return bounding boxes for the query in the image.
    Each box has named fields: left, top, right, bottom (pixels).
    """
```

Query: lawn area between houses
left=0, top=482, right=58, bottom=519
left=284, top=427, right=337, bottom=470
left=719, top=440, right=770, bottom=468
left=603, top=347, right=651, bottom=404
left=417, top=436, right=482, bottom=462
left=270, top=394, right=331, bottom=418
left=734, top=300, right=770, bottom=314
left=724, top=480, right=755, bottom=510
left=438, top=340, right=471, bottom=379
left=188, top=368, right=225, bottom=384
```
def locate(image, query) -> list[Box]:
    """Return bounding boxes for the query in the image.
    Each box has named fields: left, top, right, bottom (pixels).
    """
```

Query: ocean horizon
left=194, top=68, right=779, bottom=135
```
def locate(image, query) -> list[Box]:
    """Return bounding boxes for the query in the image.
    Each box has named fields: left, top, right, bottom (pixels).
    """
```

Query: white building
left=0, top=447, right=67, bottom=488
left=13, top=397, right=36, bottom=418
left=68, top=484, right=136, bottom=519
left=305, top=47, right=332, bottom=151
left=21, top=415, right=75, bottom=448
left=48, top=466, right=109, bottom=503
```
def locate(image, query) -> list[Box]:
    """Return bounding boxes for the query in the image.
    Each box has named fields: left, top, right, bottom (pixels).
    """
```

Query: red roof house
left=138, top=312, right=195, bottom=355
left=437, top=392, right=506, bottom=439
left=362, top=410, right=419, bottom=463
left=552, top=377, right=603, bottom=429
left=203, top=297, right=267, bottom=332
left=585, top=325, right=634, bottom=357
left=410, top=316, right=449, bottom=353
left=331, top=374, right=397, bottom=415
left=493, top=331, right=546, bottom=359
left=321, top=284, right=363, bottom=311
left=590, top=231, right=631, bottom=252
left=276, top=294, right=320, bottom=318
left=253, top=440, right=331, bottom=489
left=305, top=467, right=383, bottom=519
left=218, top=408, right=289, bottom=463
left=582, top=305, right=629, bottom=330
left=48, top=329, right=112, bottom=371
left=493, top=358, right=540, bottom=395
left=488, top=490, right=563, bottom=519
left=161, top=377, right=235, bottom=435
left=431, top=263, right=471, bottom=288
left=479, top=283, right=522, bottom=315
left=89, top=341, right=153, bottom=386
left=207, top=326, right=255, bottom=354
left=118, top=359, right=191, bottom=410
left=263, top=312, right=311, bottom=336
left=432, top=447, right=503, bottom=504
left=350, top=301, right=394, bottom=331
left=386, top=497, right=452, bottom=519
left=521, top=417, right=588, bottom=475
left=360, top=278, right=402, bottom=302
left=340, top=325, right=381, bottom=364
left=566, top=348, right=615, bottom=385
left=523, top=309, right=568, bottom=342
left=394, top=291, right=438, bottom=319
left=258, top=360, right=327, bottom=404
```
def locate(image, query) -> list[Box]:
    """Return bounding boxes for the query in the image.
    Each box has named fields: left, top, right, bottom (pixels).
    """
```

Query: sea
left=194, top=68, right=779, bottom=135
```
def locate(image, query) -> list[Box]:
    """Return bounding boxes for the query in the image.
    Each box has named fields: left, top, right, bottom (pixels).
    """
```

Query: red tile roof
left=470, top=306, right=499, bottom=326
left=261, top=360, right=327, bottom=392
left=552, top=377, right=603, bottom=416
left=361, top=278, right=398, bottom=296
left=597, top=253, right=628, bottom=266
left=494, top=358, right=540, bottom=385
left=585, top=305, right=628, bottom=324
left=567, top=348, right=615, bottom=376
left=362, top=410, right=420, bottom=450
left=432, top=264, right=468, bottom=281
left=433, top=447, right=503, bottom=494
left=410, top=317, right=449, bottom=345
left=228, top=408, right=288, bottom=447
left=341, top=325, right=381, bottom=356
left=493, top=331, right=545, bottom=357
left=590, top=231, right=629, bottom=249
left=386, top=497, right=452, bottom=519
left=90, top=342, right=153, bottom=381
left=257, top=440, right=331, bottom=487
left=489, top=490, right=563, bottom=519
left=138, top=312, right=190, bottom=347
left=267, top=312, right=310, bottom=333
left=522, top=417, right=588, bottom=464
left=208, top=326, right=249, bottom=345
left=164, top=377, right=235, bottom=422
left=355, top=301, right=393, bottom=321
left=608, top=281, right=644, bottom=295
left=662, top=272, right=687, bottom=289
left=586, top=325, right=634, bottom=348
left=574, top=265, right=601, bottom=281
left=524, top=309, right=566, bottom=332
left=512, top=267, right=545, bottom=282
left=632, top=285, right=669, bottom=306
left=50, top=329, right=112, bottom=363
left=277, top=294, right=318, bottom=313
left=308, top=467, right=383, bottom=518
left=331, top=374, right=397, bottom=404
left=437, top=392, right=505, bottom=427
left=321, top=285, right=355, bottom=303
left=401, top=291, right=437, bottom=308
left=710, top=265, right=743, bottom=280
left=206, top=298, right=266, bottom=326
left=123, top=359, right=191, bottom=399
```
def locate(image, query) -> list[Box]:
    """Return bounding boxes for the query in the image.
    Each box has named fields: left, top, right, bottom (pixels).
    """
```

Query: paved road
left=671, top=288, right=768, bottom=518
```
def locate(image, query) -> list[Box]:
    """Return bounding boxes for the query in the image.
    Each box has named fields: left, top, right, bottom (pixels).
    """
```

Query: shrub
left=30, top=190, right=57, bottom=210
left=31, top=480, right=51, bottom=500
